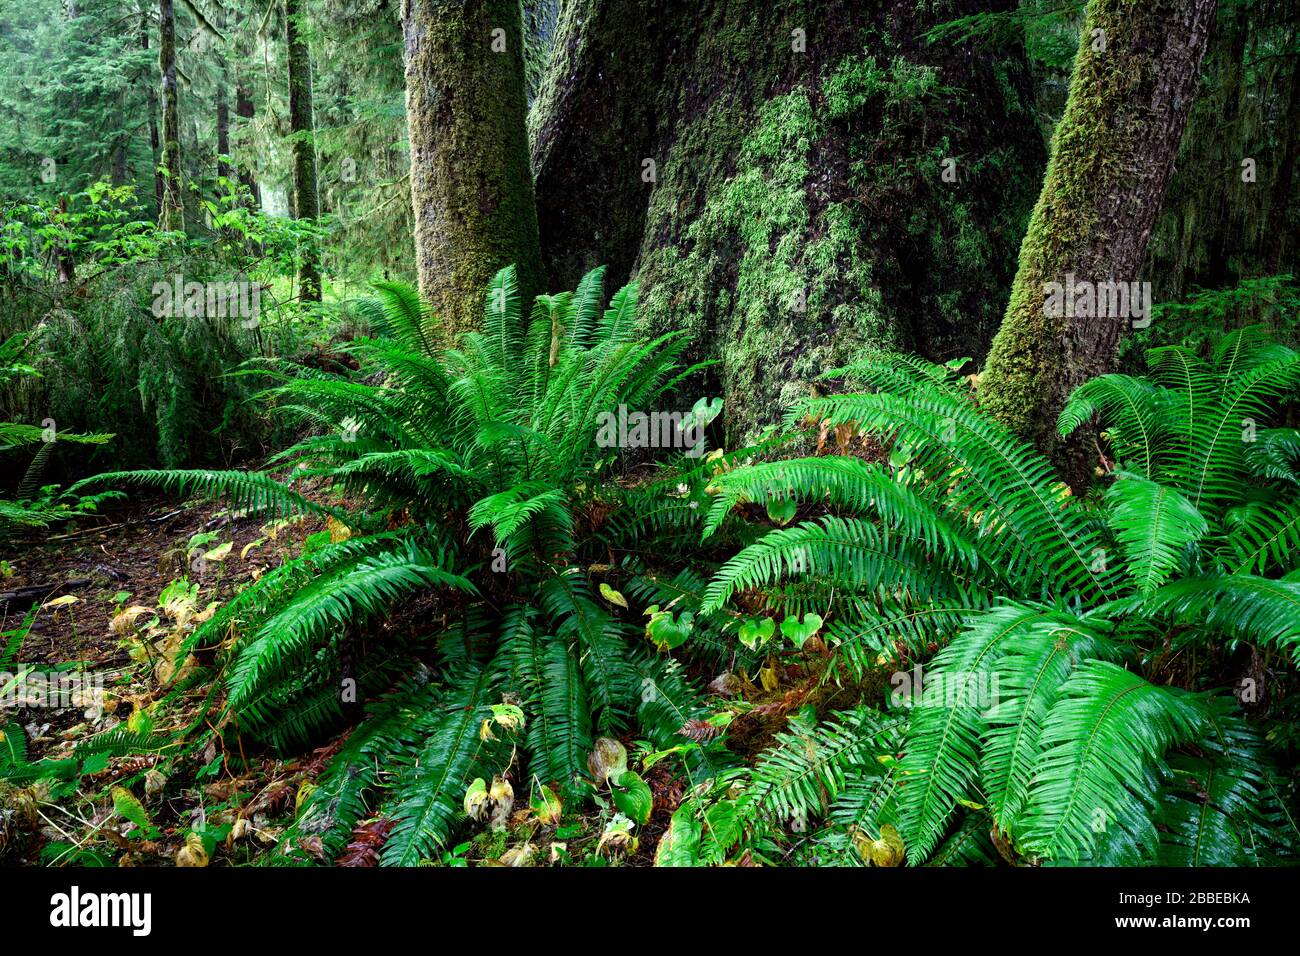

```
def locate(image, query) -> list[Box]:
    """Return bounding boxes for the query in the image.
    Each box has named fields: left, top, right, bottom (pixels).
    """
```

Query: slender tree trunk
left=286, top=0, right=321, bottom=301
left=216, top=90, right=230, bottom=185
left=215, top=11, right=231, bottom=188
left=1266, top=68, right=1300, bottom=273
left=977, top=0, right=1216, bottom=490
left=141, top=15, right=164, bottom=213
left=158, top=0, right=184, bottom=232
left=235, top=80, right=260, bottom=208
left=401, top=0, right=543, bottom=341
left=111, top=136, right=127, bottom=186
left=55, top=198, right=76, bottom=285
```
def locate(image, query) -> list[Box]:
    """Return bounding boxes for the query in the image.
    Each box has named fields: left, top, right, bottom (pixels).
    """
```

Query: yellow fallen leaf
left=599, top=583, right=628, bottom=609
left=202, top=541, right=233, bottom=562
left=176, top=832, right=208, bottom=867
left=42, top=594, right=79, bottom=610
left=111, top=605, right=154, bottom=637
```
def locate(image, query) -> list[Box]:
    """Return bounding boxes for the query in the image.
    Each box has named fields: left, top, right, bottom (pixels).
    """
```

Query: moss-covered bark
left=286, top=0, right=321, bottom=301
left=977, top=0, right=1216, bottom=487
left=401, top=0, right=544, bottom=341
left=532, top=0, right=1044, bottom=442
left=158, top=0, right=183, bottom=232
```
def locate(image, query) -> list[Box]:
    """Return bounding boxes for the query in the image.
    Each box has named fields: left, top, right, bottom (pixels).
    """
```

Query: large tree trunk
left=977, top=0, right=1217, bottom=489
left=401, top=0, right=544, bottom=341
left=531, top=0, right=1045, bottom=442
left=158, top=0, right=184, bottom=232
left=286, top=0, right=321, bottom=301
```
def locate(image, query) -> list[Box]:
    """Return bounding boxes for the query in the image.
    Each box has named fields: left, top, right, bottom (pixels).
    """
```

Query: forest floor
left=0, top=489, right=695, bottom=866
left=0, top=490, right=335, bottom=865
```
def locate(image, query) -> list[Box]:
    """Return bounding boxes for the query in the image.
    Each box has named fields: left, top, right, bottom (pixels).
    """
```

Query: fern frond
left=229, top=541, right=475, bottom=722
left=1142, top=576, right=1300, bottom=665
left=381, top=664, right=505, bottom=865
left=68, top=469, right=347, bottom=525
left=1016, top=661, right=1203, bottom=863
left=1104, top=476, right=1208, bottom=593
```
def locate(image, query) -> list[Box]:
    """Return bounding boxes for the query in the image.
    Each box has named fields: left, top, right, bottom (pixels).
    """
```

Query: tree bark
left=286, top=0, right=321, bottom=301
left=977, top=0, right=1217, bottom=489
left=531, top=0, right=1045, bottom=442
left=401, top=0, right=544, bottom=342
left=141, top=14, right=164, bottom=213
left=158, top=0, right=184, bottom=232
left=235, top=80, right=260, bottom=208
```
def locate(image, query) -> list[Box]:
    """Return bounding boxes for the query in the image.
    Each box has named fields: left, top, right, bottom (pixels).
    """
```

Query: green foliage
left=702, top=327, right=1300, bottom=866
left=91, top=265, right=724, bottom=864
left=1, top=185, right=310, bottom=470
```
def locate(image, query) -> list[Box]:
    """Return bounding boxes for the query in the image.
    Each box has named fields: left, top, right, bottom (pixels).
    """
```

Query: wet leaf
left=599, top=583, right=628, bottom=609
left=655, top=806, right=701, bottom=866
left=611, top=770, right=653, bottom=826
left=587, top=737, right=628, bottom=782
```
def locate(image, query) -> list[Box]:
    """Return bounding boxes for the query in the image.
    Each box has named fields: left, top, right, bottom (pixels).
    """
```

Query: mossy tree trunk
left=401, top=0, right=544, bottom=341
left=532, top=0, right=1045, bottom=442
left=158, top=0, right=183, bottom=232
left=286, top=0, right=321, bottom=301
left=977, top=0, right=1217, bottom=489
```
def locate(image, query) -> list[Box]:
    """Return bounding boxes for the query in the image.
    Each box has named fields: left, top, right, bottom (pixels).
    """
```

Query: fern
left=704, top=328, right=1300, bottom=866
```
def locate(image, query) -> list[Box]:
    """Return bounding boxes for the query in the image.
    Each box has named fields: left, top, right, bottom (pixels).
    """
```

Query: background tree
left=159, top=0, right=184, bottom=231
left=286, top=0, right=321, bottom=301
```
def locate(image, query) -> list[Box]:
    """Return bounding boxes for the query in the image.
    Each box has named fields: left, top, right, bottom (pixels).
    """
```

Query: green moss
left=623, top=3, right=1042, bottom=442
left=640, top=88, right=898, bottom=442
